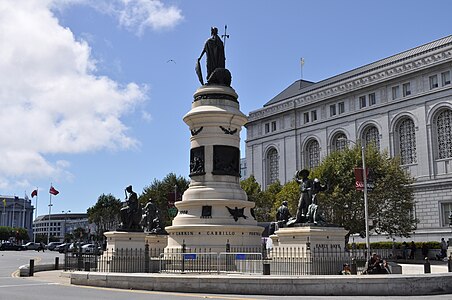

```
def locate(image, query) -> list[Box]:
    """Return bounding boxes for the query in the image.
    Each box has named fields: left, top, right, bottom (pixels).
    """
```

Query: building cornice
left=249, top=44, right=452, bottom=122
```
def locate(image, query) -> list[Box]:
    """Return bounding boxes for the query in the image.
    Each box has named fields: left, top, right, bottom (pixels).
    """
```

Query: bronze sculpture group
left=119, top=185, right=167, bottom=234
left=275, top=169, right=327, bottom=230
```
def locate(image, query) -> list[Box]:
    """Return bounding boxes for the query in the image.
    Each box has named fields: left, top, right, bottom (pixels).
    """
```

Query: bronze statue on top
left=307, top=178, right=327, bottom=224
left=141, top=198, right=167, bottom=235
left=119, top=185, right=143, bottom=232
left=196, top=26, right=231, bottom=86
left=295, top=169, right=313, bottom=223
left=276, top=201, right=291, bottom=225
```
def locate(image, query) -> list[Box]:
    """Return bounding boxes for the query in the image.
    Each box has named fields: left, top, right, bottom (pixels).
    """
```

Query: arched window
left=306, top=139, right=320, bottom=169
left=362, top=125, right=380, bottom=150
left=397, top=118, right=417, bottom=165
left=266, top=148, right=279, bottom=185
left=436, top=109, right=452, bottom=159
left=332, top=132, right=347, bottom=152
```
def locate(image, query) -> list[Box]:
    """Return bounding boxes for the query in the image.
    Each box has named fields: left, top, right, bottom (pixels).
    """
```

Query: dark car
left=47, top=242, right=63, bottom=251
left=0, top=242, right=25, bottom=251
left=56, top=243, right=71, bottom=253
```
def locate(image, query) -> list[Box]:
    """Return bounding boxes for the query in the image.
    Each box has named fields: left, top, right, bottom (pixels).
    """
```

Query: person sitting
left=339, top=263, right=352, bottom=275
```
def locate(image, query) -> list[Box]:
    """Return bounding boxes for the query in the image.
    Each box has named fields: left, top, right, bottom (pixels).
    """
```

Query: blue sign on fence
left=235, top=254, right=246, bottom=260
left=183, top=254, right=197, bottom=260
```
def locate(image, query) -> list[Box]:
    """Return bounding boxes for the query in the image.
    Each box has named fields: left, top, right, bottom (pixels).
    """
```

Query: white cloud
left=54, top=0, right=184, bottom=35
left=116, top=0, right=184, bottom=35
left=0, top=1, right=148, bottom=188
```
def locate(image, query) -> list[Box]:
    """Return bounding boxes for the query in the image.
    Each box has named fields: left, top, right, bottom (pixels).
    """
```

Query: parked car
left=0, top=242, right=25, bottom=251
left=81, top=243, right=102, bottom=254
left=47, top=242, right=63, bottom=251
left=23, top=242, right=42, bottom=250
left=68, top=242, right=87, bottom=253
left=56, top=243, right=71, bottom=253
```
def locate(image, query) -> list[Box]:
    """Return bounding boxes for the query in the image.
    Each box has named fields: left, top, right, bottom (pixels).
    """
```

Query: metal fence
left=263, top=247, right=367, bottom=275
left=64, top=245, right=366, bottom=275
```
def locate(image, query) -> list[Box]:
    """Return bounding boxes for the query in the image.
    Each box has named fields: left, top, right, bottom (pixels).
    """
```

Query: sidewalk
left=25, top=261, right=450, bottom=285
left=399, top=263, right=448, bottom=274
left=27, top=270, right=70, bottom=285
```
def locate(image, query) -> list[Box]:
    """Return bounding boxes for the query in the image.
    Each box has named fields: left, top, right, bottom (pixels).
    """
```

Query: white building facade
left=0, top=195, right=34, bottom=238
left=245, top=35, right=452, bottom=242
left=33, top=213, right=92, bottom=242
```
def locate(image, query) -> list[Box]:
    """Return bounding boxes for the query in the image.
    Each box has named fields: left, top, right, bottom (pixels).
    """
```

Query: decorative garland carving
left=190, top=127, right=203, bottom=136
left=219, top=126, right=237, bottom=135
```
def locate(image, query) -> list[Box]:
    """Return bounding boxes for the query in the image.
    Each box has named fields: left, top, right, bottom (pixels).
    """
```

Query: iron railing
left=64, top=244, right=367, bottom=275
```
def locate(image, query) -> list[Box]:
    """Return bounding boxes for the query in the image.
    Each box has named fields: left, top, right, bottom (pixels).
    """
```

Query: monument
left=164, top=27, right=263, bottom=253
left=104, top=185, right=147, bottom=251
left=270, top=172, right=347, bottom=259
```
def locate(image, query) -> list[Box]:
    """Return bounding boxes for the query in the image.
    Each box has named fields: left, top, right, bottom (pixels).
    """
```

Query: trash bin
left=263, top=263, right=270, bottom=275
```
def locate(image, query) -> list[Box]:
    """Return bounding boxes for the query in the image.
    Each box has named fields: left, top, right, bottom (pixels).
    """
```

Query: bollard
left=181, top=240, right=186, bottom=274
left=351, top=258, right=357, bottom=275
left=29, top=259, right=34, bottom=277
left=448, top=255, right=452, bottom=272
left=144, top=243, right=150, bottom=273
left=424, top=257, right=431, bottom=273
left=55, top=257, right=59, bottom=270
left=263, top=262, right=270, bottom=275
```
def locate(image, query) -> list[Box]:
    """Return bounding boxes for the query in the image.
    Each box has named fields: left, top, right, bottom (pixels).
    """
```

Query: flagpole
left=23, top=191, right=26, bottom=228
left=1, top=199, right=5, bottom=227
left=12, top=196, right=15, bottom=227
left=299, top=57, right=305, bottom=89
left=48, top=185, right=52, bottom=244
left=33, top=188, right=38, bottom=243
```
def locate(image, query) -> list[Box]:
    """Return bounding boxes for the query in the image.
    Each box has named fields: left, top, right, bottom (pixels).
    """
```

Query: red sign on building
left=354, top=167, right=374, bottom=191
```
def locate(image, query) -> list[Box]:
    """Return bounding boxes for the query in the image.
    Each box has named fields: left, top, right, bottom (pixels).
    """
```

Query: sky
left=1, top=0, right=452, bottom=217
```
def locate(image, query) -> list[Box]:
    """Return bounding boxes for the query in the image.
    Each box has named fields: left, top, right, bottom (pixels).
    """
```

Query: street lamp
left=340, top=138, right=370, bottom=262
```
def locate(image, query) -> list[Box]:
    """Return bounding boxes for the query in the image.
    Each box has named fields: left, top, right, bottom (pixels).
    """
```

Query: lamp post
left=340, top=138, right=370, bottom=262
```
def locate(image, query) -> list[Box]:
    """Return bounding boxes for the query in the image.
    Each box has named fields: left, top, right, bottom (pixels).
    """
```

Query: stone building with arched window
left=245, top=35, right=452, bottom=242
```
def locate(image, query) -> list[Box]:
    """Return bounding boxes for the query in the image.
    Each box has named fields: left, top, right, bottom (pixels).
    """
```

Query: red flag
left=31, top=189, right=38, bottom=198
left=49, top=186, right=59, bottom=195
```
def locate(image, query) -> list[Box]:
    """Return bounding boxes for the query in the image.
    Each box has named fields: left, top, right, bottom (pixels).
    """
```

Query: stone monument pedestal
left=270, top=225, right=348, bottom=256
left=104, top=231, right=146, bottom=251
left=268, top=225, right=348, bottom=275
left=145, top=234, right=168, bottom=257
left=164, top=84, right=262, bottom=253
left=102, top=231, right=147, bottom=273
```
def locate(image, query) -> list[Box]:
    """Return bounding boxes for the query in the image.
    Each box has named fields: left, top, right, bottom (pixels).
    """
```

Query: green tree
left=139, top=173, right=189, bottom=226
left=274, top=180, right=299, bottom=219
left=73, top=227, right=87, bottom=241
left=35, top=234, right=58, bottom=244
left=240, top=175, right=277, bottom=222
left=0, top=226, right=29, bottom=242
left=87, top=194, right=122, bottom=238
left=0, top=226, right=12, bottom=241
left=311, top=144, right=417, bottom=241
left=16, top=227, right=29, bottom=242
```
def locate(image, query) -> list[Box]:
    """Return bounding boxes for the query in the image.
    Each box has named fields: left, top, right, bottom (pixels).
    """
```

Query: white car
left=81, top=244, right=102, bottom=254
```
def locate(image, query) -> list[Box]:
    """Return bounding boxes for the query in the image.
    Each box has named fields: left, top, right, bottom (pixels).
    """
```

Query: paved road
left=1, top=250, right=452, bottom=300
